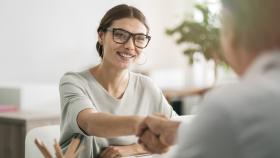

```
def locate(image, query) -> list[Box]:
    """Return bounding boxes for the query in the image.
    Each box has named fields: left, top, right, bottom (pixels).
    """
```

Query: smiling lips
left=117, top=51, right=136, bottom=61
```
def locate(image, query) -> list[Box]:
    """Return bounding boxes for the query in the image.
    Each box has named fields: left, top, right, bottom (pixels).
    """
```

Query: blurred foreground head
left=220, top=0, right=280, bottom=75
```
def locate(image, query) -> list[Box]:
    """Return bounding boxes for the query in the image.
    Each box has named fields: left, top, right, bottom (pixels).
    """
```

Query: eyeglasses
left=105, top=28, right=151, bottom=49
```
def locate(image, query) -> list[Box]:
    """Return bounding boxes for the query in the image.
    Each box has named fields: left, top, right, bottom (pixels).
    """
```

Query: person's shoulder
left=192, top=84, right=245, bottom=128
left=59, top=71, right=88, bottom=85
left=130, top=72, right=155, bottom=85
left=129, top=72, right=161, bottom=93
left=205, top=83, right=240, bottom=99
left=202, top=81, right=263, bottom=113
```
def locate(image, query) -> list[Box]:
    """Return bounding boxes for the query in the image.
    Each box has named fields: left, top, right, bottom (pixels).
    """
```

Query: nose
left=124, top=37, right=135, bottom=50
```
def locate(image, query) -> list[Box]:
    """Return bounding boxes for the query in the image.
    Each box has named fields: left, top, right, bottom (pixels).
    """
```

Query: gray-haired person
left=137, top=0, right=280, bottom=158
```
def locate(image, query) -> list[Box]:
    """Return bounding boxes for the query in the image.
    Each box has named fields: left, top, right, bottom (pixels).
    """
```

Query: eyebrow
left=113, top=27, right=148, bottom=35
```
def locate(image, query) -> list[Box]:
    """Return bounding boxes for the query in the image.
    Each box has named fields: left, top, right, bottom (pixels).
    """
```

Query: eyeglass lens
left=113, top=29, right=150, bottom=48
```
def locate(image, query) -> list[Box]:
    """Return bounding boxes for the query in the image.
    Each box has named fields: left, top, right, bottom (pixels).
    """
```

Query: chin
left=117, top=62, right=132, bottom=70
left=117, top=59, right=136, bottom=69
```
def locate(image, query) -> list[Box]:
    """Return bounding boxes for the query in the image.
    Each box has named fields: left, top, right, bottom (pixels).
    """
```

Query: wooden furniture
left=163, top=86, right=212, bottom=101
left=0, top=111, right=60, bottom=158
left=163, top=87, right=212, bottom=115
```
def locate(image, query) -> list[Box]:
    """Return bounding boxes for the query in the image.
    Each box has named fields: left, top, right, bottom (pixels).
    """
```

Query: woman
left=59, top=4, right=177, bottom=158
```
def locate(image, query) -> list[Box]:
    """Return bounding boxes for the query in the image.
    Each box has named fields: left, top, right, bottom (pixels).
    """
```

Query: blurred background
left=0, top=1, right=239, bottom=157
left=0, top=0, right=236, bottom=114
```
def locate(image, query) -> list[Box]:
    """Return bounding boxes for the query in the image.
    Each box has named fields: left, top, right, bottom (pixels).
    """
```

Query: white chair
left=25, top=125, right=60, bottom=158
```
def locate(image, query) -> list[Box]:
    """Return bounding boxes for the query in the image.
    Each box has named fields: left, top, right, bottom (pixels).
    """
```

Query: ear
left=98, top=32, right=104, bottom=45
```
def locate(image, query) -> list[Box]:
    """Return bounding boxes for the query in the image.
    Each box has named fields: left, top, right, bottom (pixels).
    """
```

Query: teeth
left=119, top=52, right=134, bottom=58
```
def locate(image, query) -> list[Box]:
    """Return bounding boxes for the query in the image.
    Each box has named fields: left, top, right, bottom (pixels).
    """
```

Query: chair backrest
left=25, top=125, right=60, bottom=158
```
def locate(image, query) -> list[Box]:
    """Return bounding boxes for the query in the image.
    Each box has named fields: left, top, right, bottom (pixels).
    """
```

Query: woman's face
left=99, top=18, right=148, bottom=70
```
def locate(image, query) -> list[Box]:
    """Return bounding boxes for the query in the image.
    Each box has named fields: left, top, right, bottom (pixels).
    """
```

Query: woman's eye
left=115, top=32, right=128, bottom=39
left=135, top=36, right=146, bottom=42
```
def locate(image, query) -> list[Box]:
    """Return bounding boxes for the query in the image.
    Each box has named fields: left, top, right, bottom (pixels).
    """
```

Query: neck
left=90, top=63, right=129, bottom=98
left=236, top=50, right=258, bottom=76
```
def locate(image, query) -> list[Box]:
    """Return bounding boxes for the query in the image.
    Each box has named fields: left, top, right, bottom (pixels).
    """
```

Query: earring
left=98, top=44, right=102, bottom=52
left=98, top=39, right=104, bottom=50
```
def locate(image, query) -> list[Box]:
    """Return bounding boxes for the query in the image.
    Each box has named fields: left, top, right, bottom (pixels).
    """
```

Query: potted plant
left=166, top=3, right=226, bottom=78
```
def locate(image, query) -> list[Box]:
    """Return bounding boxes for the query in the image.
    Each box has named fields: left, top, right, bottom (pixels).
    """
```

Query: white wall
left=0, top=0, right=194, bottom=84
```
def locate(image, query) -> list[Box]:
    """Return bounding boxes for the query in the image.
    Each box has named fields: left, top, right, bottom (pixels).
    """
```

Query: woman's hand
left=99, top=144, right=150, bottom=158
left=35, top=138, right=83, bottom=158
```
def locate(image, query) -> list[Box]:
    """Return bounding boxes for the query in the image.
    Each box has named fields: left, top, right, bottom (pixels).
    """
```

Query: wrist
left=115, top=144, right=147, bottom=157
left=169, top=121, right=180, bottom=131
left=130, top=116, right=144, bottom=135
left=134, top=144, right=150, bottom=155
left=164, top=121, right=180, bottom=145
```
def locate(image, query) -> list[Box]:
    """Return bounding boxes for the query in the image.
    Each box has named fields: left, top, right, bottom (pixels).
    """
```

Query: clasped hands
left=136, top=114, right=181, bottom=154
left=99, top=114, right=181, bottom=157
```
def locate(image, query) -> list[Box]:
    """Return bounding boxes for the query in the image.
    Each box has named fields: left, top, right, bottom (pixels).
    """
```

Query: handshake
left=136, top=114, right=181, bottom=154
left=34, top=114, right=182, bottom=158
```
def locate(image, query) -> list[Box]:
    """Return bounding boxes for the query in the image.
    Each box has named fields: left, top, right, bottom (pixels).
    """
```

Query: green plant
left=166, top=3, right=225, bottom=65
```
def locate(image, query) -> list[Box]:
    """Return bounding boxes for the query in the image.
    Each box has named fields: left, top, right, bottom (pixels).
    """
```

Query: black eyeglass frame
left=105, top=28, right=151, bottom=49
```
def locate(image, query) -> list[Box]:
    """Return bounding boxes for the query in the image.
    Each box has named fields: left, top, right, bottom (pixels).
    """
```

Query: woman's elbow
left=77, top=109, right=96, bottom=135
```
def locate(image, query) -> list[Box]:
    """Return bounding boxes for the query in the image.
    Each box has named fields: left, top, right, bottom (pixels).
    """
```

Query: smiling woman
left=97, top=17, right=149, bottom=69
left=59, top=4, right=177, bottom=158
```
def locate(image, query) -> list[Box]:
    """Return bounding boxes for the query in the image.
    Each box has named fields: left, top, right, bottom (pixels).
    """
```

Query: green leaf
left=165, top=2, right=228, bottom=66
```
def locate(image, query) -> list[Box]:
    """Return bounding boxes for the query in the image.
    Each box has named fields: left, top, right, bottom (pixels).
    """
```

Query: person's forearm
left=121, top=144, right=150, bottom=156
left=133, top=144, right=150, bottom=155
left=85, top=112, right=143, bottom=138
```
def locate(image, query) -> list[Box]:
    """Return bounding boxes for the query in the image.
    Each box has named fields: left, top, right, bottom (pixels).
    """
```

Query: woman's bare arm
left=99, top=143, right=150, bottom=158
left=77, top=109, right=143, bottom=137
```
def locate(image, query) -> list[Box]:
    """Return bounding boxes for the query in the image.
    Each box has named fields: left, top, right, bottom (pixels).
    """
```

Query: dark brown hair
left=221, top=0, right=280, bottom=52
left=96, top=4, right=149, bottom=58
